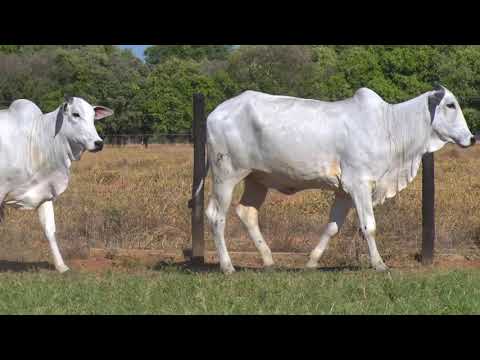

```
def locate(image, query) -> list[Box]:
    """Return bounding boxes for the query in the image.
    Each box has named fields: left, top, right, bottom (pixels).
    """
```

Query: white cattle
left=204, top=86, right=475, bottom=274
left=0, top=96, right=113, bottom=272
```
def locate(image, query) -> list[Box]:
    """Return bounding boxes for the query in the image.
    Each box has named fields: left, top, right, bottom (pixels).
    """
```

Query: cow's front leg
left=350, top=185, right=388, bottom=272
left=38, top=201, right=70, bottom=273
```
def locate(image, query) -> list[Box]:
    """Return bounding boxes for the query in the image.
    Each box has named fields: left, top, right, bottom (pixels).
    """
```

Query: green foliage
left=462, top=108, right=480, bottom=133
left=2, top=45, right=480, bottom=134
left=226, top=45, right=314, bottom=96
left=0, top=45, right=149, bottom=134
left=0, top=45, right=22, bottom=54
left=138, top=58, right=225, bottom=133
left=144, top=45, right=234, bottom=65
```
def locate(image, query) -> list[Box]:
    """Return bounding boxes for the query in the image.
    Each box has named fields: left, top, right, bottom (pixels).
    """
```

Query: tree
left=137, top=57, right=225, bottom=134
left=226, top=45, right=314, bottom=97
left=2, top=44, right=480, bottom=134
left=144, top=45, right=234, bottom=65
left=0, top=45, right=22, bottom=54
left=0, top=45, right=150, bottom=134
left=303, top=46, right=352, bottom=100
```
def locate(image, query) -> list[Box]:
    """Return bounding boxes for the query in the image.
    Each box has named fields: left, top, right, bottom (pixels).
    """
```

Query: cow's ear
left=93, top=106, right=114, bottom=121
left=55, top=104, right=65, bottom=137
left=431, top=84, right=446, bottom=99
left=64, top=95, right=74, bottom=104
left=428, top=87, right=445, bottom=123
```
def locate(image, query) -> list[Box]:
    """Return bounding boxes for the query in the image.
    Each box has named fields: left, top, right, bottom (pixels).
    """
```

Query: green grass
left=0, top=268, right=479, bottom=314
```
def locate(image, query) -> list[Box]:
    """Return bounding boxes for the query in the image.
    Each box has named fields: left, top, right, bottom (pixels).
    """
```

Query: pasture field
left=0, top=143, right=479, bottom=265
left=0, top=267, right=479, bottom=314
left=0, top=143, right=479, bottom=314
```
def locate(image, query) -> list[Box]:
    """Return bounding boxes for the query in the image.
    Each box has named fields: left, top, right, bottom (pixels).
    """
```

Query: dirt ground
left=63, top=248, right=480, bottom=274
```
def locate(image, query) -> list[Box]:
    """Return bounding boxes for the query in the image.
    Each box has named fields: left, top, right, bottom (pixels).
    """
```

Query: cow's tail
left=187, top=148, right=210, bottom=209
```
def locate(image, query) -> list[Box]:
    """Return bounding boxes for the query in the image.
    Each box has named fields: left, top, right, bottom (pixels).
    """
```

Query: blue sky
left=119, top=45, right=151, bottom=60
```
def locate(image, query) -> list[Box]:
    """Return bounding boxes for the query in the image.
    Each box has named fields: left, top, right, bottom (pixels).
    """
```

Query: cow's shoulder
left=8, top=99, right=42, bottom=122
left=352, top=88, right=386, bottom=109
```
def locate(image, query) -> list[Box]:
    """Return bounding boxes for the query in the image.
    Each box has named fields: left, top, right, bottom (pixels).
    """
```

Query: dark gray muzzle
left=92, top=140, right=104, bottom=152
left=471, top=136, right=477, bottom=146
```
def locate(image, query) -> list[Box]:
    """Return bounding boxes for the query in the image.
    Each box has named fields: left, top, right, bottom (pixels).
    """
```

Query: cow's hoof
left=221, top=265, right=236, bottom=275
left=263, top=264, right=277, bottom=273
left=373, top=262, right=389, bottom=272
left=56, top=265, right=70, bottom=273
left=305, top=260, right=318, bottom=270
left=263, top=258, right=275, bottom=268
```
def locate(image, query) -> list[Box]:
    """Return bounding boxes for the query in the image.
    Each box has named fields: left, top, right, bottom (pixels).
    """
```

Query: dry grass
left=0, top=143, right=479, bottom=266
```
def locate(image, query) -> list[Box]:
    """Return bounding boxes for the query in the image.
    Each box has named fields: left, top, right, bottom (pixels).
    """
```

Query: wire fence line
left=102, top=133, right=192, bottom=147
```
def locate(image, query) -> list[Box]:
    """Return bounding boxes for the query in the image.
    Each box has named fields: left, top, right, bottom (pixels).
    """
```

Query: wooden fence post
left=421, top=152, right=435, bottom=265
left=189, top=93, right=206, bottom=264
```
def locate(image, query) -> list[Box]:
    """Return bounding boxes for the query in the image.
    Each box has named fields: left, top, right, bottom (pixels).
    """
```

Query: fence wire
left=103, top=134, right=192, bottom=147
left=1, top=137, right=479, bottom=264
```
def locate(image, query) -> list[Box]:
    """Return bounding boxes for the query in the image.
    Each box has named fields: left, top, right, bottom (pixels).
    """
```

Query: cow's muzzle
left=91, top=140, right=104, bottom=152
left=459, top=136, right=476, bottom=148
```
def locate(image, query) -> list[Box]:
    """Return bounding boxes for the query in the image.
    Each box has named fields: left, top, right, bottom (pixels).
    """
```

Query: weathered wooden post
left=189, top=93, right=206, bottom=264
left=421, top=152, right=435, bottom=265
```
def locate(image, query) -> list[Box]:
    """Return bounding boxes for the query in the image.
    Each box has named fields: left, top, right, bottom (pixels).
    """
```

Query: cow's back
left=207, top=90, right=368, bottom=166
left=208, top=91, right=361, bottom=188
left=207, top=90, right=378, bottom=143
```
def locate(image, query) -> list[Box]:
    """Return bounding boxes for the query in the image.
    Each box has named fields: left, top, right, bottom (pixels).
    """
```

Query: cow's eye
left=447, top=103, right=456, bottom=109
left=72, top=113, right=80, bottom=118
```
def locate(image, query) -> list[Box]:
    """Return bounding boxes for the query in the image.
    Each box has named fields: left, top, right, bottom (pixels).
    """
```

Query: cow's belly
left=3, top=178, right=68, bottom=210
left=5, top=188, right=54, bottom=210
left=249, top=167, right=341, bottom=195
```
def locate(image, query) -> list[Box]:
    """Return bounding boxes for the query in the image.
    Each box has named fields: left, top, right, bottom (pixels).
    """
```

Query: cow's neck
left=29, top=108, right=81, bottom=175
left=385, top=93, right=433, bottom=156
left=372, top=93, right=434, bottom=205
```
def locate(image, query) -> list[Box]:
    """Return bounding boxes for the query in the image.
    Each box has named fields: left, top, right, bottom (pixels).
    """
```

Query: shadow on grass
left=0, top=260, right=55, bottom=273
left=151, top=260, right=362, bottom=274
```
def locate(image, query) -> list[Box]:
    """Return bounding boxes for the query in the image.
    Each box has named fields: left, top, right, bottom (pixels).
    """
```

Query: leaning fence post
left=421, top=152, right=435, bottom=265
left=189, top=93, right=206, bottom=264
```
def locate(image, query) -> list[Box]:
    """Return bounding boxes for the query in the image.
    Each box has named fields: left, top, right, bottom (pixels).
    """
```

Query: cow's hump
left=8, top=99, right=42, bottom=123
left=353, top=88, right=385, bottom=108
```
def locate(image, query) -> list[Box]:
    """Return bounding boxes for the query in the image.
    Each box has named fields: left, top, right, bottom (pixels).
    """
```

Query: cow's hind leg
left=350, top=185, right=388, bottom=272
left=38, top=201, right=70, bottom=273
left=306, top=193, right=352, bottom=269
left=206, top=178, right=243, bottom=274
left=235, top=177, right=274, bottom=268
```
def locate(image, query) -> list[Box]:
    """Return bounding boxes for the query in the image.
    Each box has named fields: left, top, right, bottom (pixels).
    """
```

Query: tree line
left=1, top=45, right=480, bottom=135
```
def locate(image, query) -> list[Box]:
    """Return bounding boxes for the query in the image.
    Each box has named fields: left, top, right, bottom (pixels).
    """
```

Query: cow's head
left=56, top=96, right=113, bottom=155
left=427, top=85, right=475, bottom=151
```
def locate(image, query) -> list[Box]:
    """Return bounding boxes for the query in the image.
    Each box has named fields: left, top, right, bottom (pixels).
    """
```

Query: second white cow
left=204, top=86, right=475, bottom=274
left=0, top=96, right=113, bottom=272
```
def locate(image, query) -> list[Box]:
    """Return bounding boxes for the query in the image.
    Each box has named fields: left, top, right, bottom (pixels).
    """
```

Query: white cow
left=204, top=86, right=475, bottom=274
left=0, top=96, right=113, bottom=272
